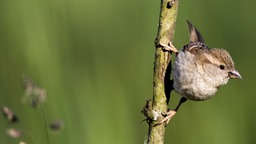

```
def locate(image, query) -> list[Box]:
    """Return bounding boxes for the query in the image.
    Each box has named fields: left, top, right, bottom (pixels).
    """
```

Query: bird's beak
left=229, top=70, right=242, bottom=79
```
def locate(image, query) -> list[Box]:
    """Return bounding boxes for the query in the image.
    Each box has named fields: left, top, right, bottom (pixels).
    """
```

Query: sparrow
left=159, top=20, right=242, bottom=124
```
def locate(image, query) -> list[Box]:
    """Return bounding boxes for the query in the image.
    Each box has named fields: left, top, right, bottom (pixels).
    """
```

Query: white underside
left=173, top=50, right=229, bottom=101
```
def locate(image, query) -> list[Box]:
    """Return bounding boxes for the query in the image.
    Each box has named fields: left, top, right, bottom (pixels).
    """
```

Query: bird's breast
left=173, top=51, right=218, bottom=101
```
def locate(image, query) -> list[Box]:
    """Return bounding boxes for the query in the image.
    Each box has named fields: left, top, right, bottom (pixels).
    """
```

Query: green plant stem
left=40, top=105, right=50, bottom=144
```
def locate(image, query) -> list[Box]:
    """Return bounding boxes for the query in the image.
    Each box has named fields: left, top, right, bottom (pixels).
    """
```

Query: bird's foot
left=157, top=110, right=177, bottom=126
left=159, top=41, right=178, bottom=53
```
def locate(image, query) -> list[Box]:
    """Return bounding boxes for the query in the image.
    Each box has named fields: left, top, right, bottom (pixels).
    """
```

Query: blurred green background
left=0, top=0, right=254, bottom=143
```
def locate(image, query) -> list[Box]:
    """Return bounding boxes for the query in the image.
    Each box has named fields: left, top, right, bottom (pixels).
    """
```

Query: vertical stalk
left=143, top=0, right=179, bottom=143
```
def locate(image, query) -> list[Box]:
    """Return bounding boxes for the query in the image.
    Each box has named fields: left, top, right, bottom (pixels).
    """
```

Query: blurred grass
left=0, top=0, right=255, bottom=143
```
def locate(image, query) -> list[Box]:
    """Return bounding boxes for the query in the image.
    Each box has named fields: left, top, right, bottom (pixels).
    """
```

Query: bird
left=159, top=20, right=242, bottom=125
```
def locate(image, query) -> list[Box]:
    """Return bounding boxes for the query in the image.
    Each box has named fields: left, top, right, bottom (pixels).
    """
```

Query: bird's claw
left=159, top=41, right=178, bottom=53
left=157, top=110, right=177, bottom=126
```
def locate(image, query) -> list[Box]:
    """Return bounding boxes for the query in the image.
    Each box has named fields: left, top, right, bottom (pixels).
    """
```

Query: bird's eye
left=219, top=65, right=225, bottom=70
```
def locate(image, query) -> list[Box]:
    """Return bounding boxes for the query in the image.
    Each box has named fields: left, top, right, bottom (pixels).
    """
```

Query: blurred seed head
left=1, top=106, right=18, bottom=123
left=22, top=75, right=47, bottom=107
left=50, top=119, right=64, bottom=132
left=19, top=141, right=26, bottom=144
left=31, top=87, right=47, bottom=107
left=6, top=128, right=21, bottom=139
left=23, top=75, right=35, bottom=96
